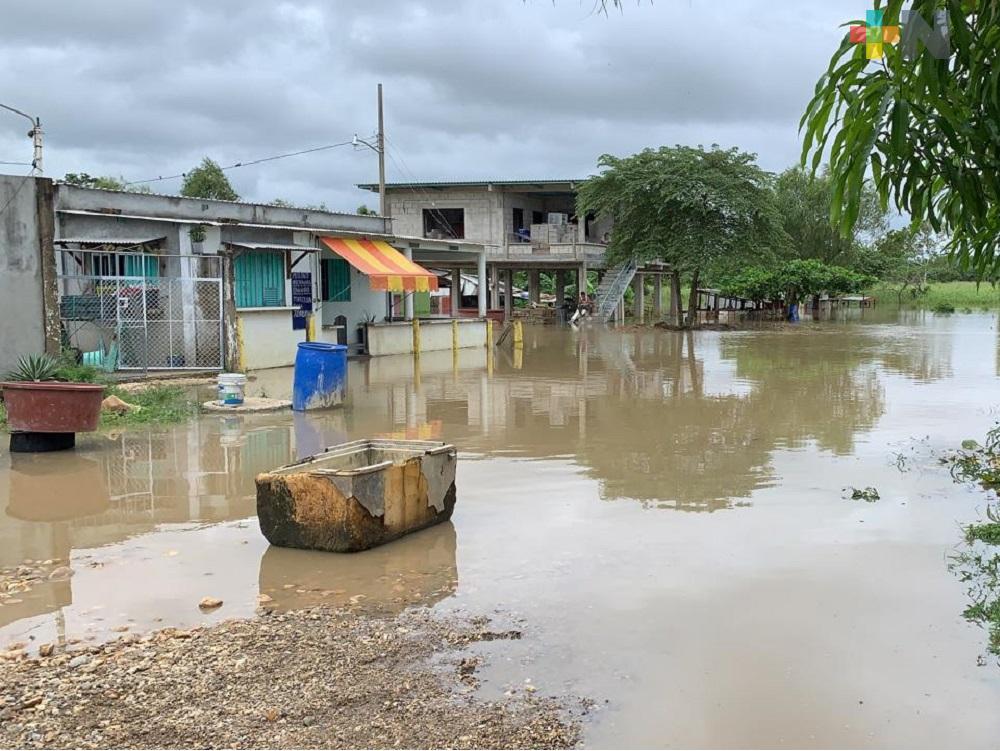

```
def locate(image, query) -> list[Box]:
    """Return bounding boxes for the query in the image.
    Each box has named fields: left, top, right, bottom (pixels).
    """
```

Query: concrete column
left=528, top=270, right=540, bottom=305
left=451, top=267, right=462, bottom=316
left=489, top=264, right=500, bottom=309
left=403, top=248, right=415, bottom=321
left=633, top=273, right=645, bottom=323
left=577, top=263, right=588, bottom=297
left=554, top=270, right=565, bottom=306
left=503, top=268, right=513, bottom=320
left=477, top=252, right=488, bottom=317
left=652, top=275, right=663, bottom=318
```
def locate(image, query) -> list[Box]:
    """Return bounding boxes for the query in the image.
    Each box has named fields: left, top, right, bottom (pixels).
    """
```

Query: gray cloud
left=0, top=1, right=853, bottom=212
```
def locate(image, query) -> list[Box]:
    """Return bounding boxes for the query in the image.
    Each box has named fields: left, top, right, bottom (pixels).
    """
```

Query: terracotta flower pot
left=1, top=381, right=105, bottom=433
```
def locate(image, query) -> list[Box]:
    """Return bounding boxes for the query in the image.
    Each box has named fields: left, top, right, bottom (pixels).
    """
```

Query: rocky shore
left=0, top=607, right=580, bottom=749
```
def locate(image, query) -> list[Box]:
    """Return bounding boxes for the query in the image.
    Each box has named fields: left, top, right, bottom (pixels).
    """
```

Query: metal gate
left=57, top=250, right=224, bottom=371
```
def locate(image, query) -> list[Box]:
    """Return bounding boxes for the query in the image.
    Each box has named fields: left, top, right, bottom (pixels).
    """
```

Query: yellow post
left=485, top=318, right=494, bottom=347
left=513, top=319, right=524, bottom=348
left=452, top=319, right=459, bottom=351
left=412, top=317, right=421, bottom=355
left=513, top=345, right=523, bottom=370
left=306, top=314, right=316, bottom=343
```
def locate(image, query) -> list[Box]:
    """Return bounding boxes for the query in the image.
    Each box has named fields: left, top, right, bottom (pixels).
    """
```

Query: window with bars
left=321, top=257, right=351, bottom=302
left=234, top=251, right=285, bottom=308
left=86, top=253, right=160, bottom=277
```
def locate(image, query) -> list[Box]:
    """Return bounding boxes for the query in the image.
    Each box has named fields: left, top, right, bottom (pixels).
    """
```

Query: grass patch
left=966, top=522, right=1000, bottom=546
left=951, top=547, right=1000, bottom=656
left=947, top=428, right=1000, bottom=657
left=99, top=385, right=200, bottom=429
left=869, top=281, right=1000, bottom=309
left=1, top=384, right=200, bottom=432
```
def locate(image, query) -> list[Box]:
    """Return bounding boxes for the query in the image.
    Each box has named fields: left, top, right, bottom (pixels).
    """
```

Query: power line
left=382, top=134, right=462, bottom=241
left=123, top=139, right=357, bottom=187
left=0, top=160, right=31, bottom=166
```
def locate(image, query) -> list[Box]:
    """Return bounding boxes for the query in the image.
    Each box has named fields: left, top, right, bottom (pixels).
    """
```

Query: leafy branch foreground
left=944, top=428, right=1000, bottom=656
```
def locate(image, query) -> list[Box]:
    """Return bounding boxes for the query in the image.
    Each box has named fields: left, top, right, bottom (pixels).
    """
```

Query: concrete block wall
left=387, top=189, right=499, bottom=244
left=0, top=175, right=46, bottom=374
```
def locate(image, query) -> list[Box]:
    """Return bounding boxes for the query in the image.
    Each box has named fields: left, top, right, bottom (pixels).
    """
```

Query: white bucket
left=217, top=373, right=248, bottom=406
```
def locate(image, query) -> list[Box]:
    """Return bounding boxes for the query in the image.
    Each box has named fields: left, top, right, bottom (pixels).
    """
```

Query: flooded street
left=3, top=312, right=1000, bottom=747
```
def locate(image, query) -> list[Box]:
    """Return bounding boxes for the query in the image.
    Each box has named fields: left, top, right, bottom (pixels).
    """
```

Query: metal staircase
left=594, top=257, right=638, bottom=323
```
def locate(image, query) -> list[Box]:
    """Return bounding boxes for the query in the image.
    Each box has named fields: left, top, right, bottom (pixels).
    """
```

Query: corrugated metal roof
left=225, top=241, right=316, bottom=253
left=357, top=179, right=586, bottom=191
left=57, top=183, right=384, bottom=219
left=57, top=209, right=216, bottom=225
left=54, top=236, right=165, bottom=246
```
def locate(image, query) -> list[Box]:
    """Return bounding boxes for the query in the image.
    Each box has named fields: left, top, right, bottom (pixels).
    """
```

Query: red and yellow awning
left=320, top=237, right=438, bottom=293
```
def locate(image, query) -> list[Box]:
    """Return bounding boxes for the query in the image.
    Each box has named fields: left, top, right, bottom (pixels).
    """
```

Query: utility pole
left=377, top=83, right=387, bottom=217
left=0, top=103, right=42, bottom=174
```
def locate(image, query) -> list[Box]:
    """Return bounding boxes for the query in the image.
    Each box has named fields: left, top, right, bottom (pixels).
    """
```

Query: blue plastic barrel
left=292, top=342, right=348, bottom=411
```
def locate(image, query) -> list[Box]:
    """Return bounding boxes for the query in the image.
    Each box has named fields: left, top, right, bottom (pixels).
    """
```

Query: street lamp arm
left=0, top=102, right=35, bottom=125
left=352, top=133, right=381, bottom=154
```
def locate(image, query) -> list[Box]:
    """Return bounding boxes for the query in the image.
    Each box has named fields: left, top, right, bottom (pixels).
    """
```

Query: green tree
left=774, top=167, right=887, bottom=267
left=802, top=1, right=998, bottom=276
left=577, top=145, right=787, bottom=325
left=180, top=158, right=239, bottom=201
left=874, top=224, right=941, bottom=303
left=62, top=172, right=150, bottom=193
left=357, top=204, right=374, bottom=215
left=719, top=259, right=870, bottom=309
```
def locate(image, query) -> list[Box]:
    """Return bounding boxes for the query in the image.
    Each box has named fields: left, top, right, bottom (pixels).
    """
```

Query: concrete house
left=0, top=174, right=489, bottom=374
left=359, top=179, right=617, bottom=316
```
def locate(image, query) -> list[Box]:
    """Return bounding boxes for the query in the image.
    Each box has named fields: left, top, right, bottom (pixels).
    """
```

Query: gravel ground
left=0, top=606, right=582, bottom=749
left=0, top=560, right=71, bottom=610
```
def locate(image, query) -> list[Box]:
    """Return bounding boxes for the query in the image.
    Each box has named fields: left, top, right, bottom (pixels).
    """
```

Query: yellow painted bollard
left=452, top=319, right=459, bottom=351
left=513, top=345, right=523, bottom=370
left=412, top=317, right=421, bottom=355
left=486, top=318, right=494, bottom=347
left=306, top=314, right=316, bottom=343
left=513, top=319, right=524, bottom=347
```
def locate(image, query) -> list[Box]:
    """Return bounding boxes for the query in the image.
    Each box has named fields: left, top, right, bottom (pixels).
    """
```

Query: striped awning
left=320, top=237, right=438, bottom=293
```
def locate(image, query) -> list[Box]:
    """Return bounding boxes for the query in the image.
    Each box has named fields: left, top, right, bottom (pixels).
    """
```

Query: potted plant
left=189, top=224, right=207, bottom=253
left=1, top=354, right=105, bottom=449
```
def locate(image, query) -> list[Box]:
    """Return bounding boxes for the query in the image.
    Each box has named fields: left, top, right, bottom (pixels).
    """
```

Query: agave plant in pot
left=1, top=354, right=105, bottom=452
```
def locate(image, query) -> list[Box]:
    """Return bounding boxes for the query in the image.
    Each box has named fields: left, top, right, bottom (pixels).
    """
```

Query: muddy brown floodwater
left=3, top=310, right=1000, bottom=747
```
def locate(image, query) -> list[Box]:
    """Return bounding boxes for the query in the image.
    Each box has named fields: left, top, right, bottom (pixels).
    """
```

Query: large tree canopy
left=181, top=158, right=240, bottom=201
left=774, top=167, right=887, bottom=267
left=802, top=0, right=999, bottom=276
left=577, top=145, right=786, bottom=298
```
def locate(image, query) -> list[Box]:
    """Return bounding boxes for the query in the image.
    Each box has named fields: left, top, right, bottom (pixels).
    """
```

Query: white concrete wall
left=238, top=308, right=305, bottom=369
left=316, top=249, right=388, bottom=347
left=365, top=319, right=487, bottom=356
left=0, top=175, right=46, bottom=373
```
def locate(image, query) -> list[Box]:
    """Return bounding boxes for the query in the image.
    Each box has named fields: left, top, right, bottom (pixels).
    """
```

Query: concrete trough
left=255, top=439, right=457, bottom=553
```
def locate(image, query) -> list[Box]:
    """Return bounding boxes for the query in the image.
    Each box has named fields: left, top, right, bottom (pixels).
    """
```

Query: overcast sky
left=0, top=1, right=857, bottom=213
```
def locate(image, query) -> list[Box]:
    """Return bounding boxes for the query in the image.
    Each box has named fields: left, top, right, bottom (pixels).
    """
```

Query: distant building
left=359, top=179, right=614, bottom=316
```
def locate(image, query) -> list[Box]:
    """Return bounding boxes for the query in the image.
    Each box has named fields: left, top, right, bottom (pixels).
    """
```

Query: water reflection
left=0, top=319, right=964, bottom=642
left=313, top=325, right=918, bottom=511
left=258, top=522, right=458, bottom=613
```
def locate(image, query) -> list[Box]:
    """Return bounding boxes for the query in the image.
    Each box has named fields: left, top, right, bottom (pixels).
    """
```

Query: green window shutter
left=123, top=255, right=159, bottom=277
left=413, top=291, right=431, bottom=316
left=235, top=251, right=285, bottom=307
left=322, top=258, right=351, bottom=302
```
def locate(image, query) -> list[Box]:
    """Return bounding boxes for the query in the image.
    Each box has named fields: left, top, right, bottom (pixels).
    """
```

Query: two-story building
left=358, top=179, right=616, bottom=318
